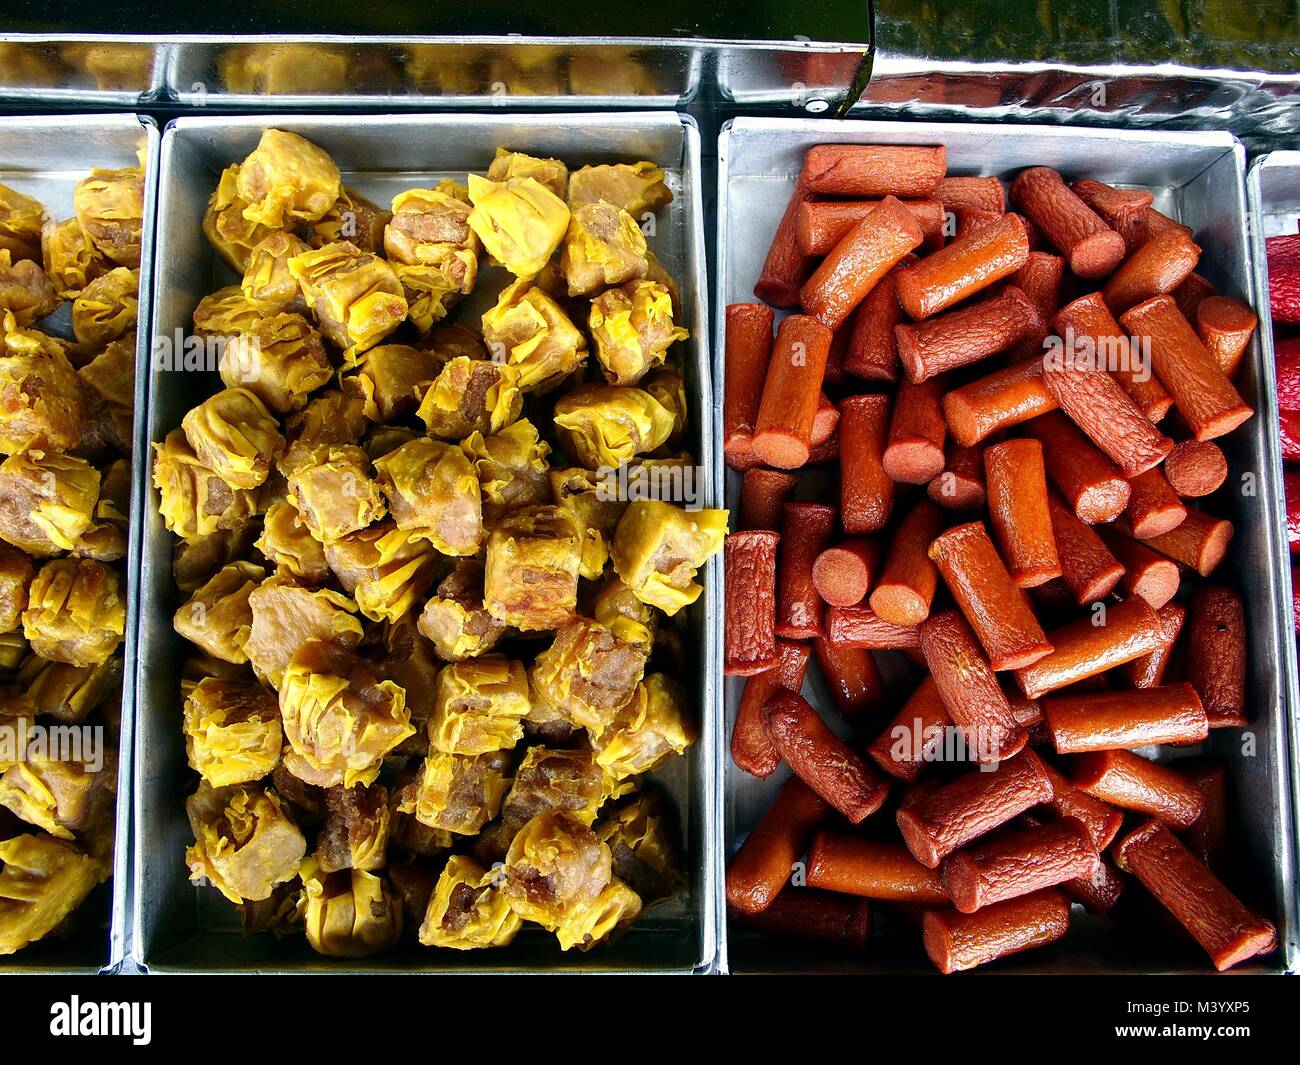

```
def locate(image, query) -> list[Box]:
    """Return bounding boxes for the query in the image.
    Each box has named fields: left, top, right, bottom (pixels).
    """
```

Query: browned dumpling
left=399, top=749, right=510, bottom=836
left=182, top=387, right=284, bottom=491
left=152, top=429, right=259, bottom=540
left=552, top=383, right=675, bottom=469
left=320, top=521, right=439, bottom=624
left=588, top=279, right=687, bottom=386
left=0, top=446, right=100, bottom=557
left=0, top=183, right=45, bottom=264
left=459, top=418, right=551, bottom=527
left=202, top=166, right=277, bottom=274
left=43, top=217, right=109, bottom=299
left=240, top=231, right=310, bottom=311
left=73, top=167, right=145, bottom=268
left=343, top=343, right=441, bottom=423
left=255, top=501, right=329, bottom=583
left=242, top=575, right=362, bottom=690
left=590, top=672, right=694, bottom=781
left=0, top=833, right=107, bottom=956
left=172, top=560, right=263, bottom=665
left=300, top=863, right=402, bottom=958
left=417, top=559, right=509, bottom=662
left=429, top=655, right=530, bottom=755
left=192, top=284, right=274, bottom=340
left=483, top=505, right=581, bottom=631
left=314, top=782, right=389, bottom=873
left=373, top=436, right=482, bottom=555
left=0, top=747, right=116, bottom=841
left=418, top=854, right=521, bottom=950
left=171, top=520, right=260, bottom=594
left=277, top=389, right=367, bottom=477
left=185, top=780, right=306, bottom=904
left=23, top=558, right=125, bottom=667
left=286, top=443, right=385, bottom=543
left=550, top=466, right=627, bottom=580
left=561, top=202, right=648, bottom=297
left=278, top=638, right=413, bottom=788
left=0, top=250, right=59, bottom=326
left=486, top=149, right=568, bottom=200
left=384, top=182, right=476, bottom=265
left=220, top=313, right=332, bottom=415
left=529, top=618, right=647, bottom=737
left=235, top=129, right=342, bottom=229
left=287, top=241, right=406, bottom=363
left=183, top=676, right=282, bottom=787
left=78, top=332, right=135, bottom=412
left=498, top=746, right=608, bottom=839
left=567, top=161, right=671, bottom=217
left=70, top=266, right=137, bottom=348
left=0, top=317, right=86, bottom=454
left=17, top=655, right=119, bottom=726
left=0, top=544, right=33, bottom=632
left=480, top=279, right=586, bottom=391
left=415, top=356, right=522, bottom=441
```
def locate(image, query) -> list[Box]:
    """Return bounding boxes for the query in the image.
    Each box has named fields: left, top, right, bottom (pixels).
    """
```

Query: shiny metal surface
left=135, top=111, right=718, bottom=974
left=716, top=116, right=1297, bottom=975
left=1248, top=150, right=1300, bottom=974
left=0, top=113, right=158, bottom=975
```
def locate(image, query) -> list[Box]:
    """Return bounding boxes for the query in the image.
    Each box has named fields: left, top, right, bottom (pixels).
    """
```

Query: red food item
left=896, top=749, right=1053, bottom=868
left=918, top=609, right=1028, bottom=762
left=1102, top=232, right=1201, bottom=316
left=935, top=175, right=1005, bottom=214
left=1071, top=178, right=1153, bottom=254
left=826, top=606, right=920, bottom=650
left=775, top=502, right=837, bottom=640
left=1122, top=601, right=1186, bottom=689
left=1186, top=585, right=1247, bottom=728
left=801, top=144, right=946, bottom=199
left=765, top=689, right=890, bottom=824
left=843, top=256, right=913, bottom=382
left=1173, top=271, right=1217, bottom=320
left=1294, top=562, right=1300, bottom=633
left=984, top=439, right=1062, bottom=589
left=922, top=889, right=1071, bottom=974
left=1288, top=469, right=1300, bottom=554
left=814, top=637, right=884, bottom=720
left=928, top=523, right=1052, bottom=671
left=943, top=359, right=1057, bottom=447
left=800, top=196, right=925, bottom=331
left=897, top=286, right=1040, bottom=384
left=839, top=394, right=894, bottom=534
left=823, top=323, right=848, bottom=388
left=1114, top=819, right=1277, bottom=971
left=753, top=314, right=833, bottom=469
left=1052, top=291, right=1172, bottom=423
left=866, top=676, right=950, bottom=783
left=1123, top=466, right=1187, bottom=539
left=1041, top=359, right=1173, bottom=478
left=1179, top=758, right=1228, bottom=867
left=884, top=376, right=947, bottom=484
left=812, top=538, right=881, bottom=608
left=955, top=207, right=1003, bottom=239
left=1014, top=596, right=1164, bottom=699
left=738, top=467, right=798, bottom=532
left=723, top=302, right=774, bottom=470
left=808, top=832, right=949, bottom=904
left=896, top=212, right=1030, bottom=320
left=724, top=530, right=780, bottom=676
left=1047, top=492, right=1125, bottom=605
left=1195, top=296, right=1256, bottom=377
left=1140, top=507, right=1233, bottom=577
left=1119, top=295, right=1253, bottom=441
left=929, top=441, right=987, bottom=510
left=733, top=888, right=871, bottom=948
left=754, top=180, right=813, bottom=309
left=1043, top=682, right=1208, bottom=753
left=1011, top=166, right=1126, bottom=279
left=1024, top=411, right=1131, bottom=525
left=794, top=198, right=944, bottom=257
left=1163, top=440, right=1228, bottom=498
left=1005, top=250, right=1066, bottom=360
left=1266, top=232, right=1300, bottom=325
left=870, top=499, right=943, bottom=626
left=1062, top=855, right=1126, bottom=914
left=1097, top=527, right=1180, bottom=609
left=726, top=777, right=830, bottom=914
left=1070, top=749, right=1206, bottom=828
left=1040, top=763, right=1124, bottom=851
left=941, top=818, right=1098, bottom=913
left=730, top=640, right=811, bottom=778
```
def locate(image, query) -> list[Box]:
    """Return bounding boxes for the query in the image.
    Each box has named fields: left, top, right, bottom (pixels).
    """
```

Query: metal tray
left=0, top=113, right=158, bottom=975
left=1248, top=150, right=1300, bottom=976
left=135, top=111, right=719, bottom=974
left=715, top=116, right=1297, bottom=975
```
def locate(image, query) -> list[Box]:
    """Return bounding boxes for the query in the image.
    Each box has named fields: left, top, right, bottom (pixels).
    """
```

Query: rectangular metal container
left=716, top=116, right=1297, bottom=975
left=135, top=111, right=719, bottom=974
left=0, top=113, right=159, bottom=974
left=1248, top=150, right=1300, bottom=976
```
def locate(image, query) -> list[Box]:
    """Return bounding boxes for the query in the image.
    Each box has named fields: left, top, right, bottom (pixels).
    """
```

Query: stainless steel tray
left=1248, top=150, right=1300, bottom=976
left=135, top=111, right=719, bottom=974
left=0, top=113, right=158, bottom=975
left=716, top=116, right=1297, bottom=975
